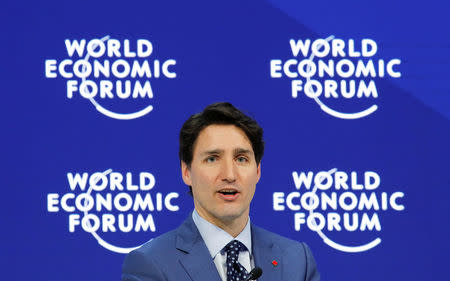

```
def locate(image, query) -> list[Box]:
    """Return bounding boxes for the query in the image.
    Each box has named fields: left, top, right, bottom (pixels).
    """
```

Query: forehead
left=193, top=124, right=253, bottom=154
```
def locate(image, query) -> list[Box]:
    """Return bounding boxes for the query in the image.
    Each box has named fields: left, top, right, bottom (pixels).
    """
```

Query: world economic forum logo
left=270, top=36, right=401, bottom=119
left=47, top=169, right=180, bottom=254
left=45, top=35, right=177, bottom=120
left=272, top=168, right=405, bottom=253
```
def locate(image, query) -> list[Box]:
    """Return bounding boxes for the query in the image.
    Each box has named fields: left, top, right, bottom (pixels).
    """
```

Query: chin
left=216, top=208, right=247, bottom=222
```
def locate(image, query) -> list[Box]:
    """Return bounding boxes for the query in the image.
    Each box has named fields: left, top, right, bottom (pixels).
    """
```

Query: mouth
left=217, top=188, right=240, bottom=200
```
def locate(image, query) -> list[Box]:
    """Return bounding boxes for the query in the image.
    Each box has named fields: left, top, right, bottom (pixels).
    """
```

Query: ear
left=256, top=162, right=261, bottom=183
left=181, top=161, right=192, bottom=186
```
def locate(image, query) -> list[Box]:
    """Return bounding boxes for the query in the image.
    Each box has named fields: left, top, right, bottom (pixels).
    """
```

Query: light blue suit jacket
left=122, top=214, right=320, bottom=281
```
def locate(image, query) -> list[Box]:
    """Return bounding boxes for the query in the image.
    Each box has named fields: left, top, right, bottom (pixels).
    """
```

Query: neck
left=195, top=209, right=249, bottom=237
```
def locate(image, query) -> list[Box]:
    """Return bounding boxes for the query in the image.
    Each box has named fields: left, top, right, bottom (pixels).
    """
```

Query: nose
left=220, top=157, right=236, bottom=183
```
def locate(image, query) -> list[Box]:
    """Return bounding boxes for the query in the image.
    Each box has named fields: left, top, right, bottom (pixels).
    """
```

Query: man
left=122, top=102, right=320, bottom=281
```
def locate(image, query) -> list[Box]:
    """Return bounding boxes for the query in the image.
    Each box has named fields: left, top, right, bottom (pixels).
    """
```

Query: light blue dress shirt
left=192, top=209, right=254, bottom=281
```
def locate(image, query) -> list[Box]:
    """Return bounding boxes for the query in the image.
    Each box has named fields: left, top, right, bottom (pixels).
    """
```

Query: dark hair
left=179, top=102, right=264, bottom=168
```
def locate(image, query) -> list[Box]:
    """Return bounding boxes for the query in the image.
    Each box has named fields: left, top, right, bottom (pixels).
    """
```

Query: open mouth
left=218, top=189, right=239, bottom=197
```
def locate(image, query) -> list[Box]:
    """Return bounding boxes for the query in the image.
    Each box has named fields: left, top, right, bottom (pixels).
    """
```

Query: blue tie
left=222, top=240, right=249, bottom=281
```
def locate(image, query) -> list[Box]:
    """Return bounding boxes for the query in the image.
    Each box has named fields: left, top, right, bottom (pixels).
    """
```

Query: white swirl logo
left=47, top=169, right=181, bottom=254
left=306, top=168, right=380, bottom=252
left=81, top=169, right=142, bottom=253
left=270, top=35, right=402, bottom=119
left=273, top=168, right=405, bottom=253
left=45, top=35, right=177, bottom=120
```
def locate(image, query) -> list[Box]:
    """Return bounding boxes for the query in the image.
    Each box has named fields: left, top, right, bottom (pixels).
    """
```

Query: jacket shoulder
left=252, top=224, right=305, bottom=250
left=133, top=228, right=178, bottom=256
left=252, top=225, right=321, bottom=281
left=122, top=229, right=179, bottom=280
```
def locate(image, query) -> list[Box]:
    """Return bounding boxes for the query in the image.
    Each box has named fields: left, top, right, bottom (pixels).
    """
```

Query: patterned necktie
left=222, top=240, right=249, bottom=281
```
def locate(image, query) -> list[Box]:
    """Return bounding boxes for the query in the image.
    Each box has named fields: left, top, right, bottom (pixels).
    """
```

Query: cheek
left=247, top=185, right=256, bottom=197
left=241, top=171, right=259, bottom=185
left=193, top=170, right=217, bottom=189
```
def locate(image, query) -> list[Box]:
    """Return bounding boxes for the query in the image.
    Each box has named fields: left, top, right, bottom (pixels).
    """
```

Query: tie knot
left=222, top=240, right=248, bottom=255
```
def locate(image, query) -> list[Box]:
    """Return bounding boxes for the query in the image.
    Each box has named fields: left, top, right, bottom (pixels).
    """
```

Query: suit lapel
left=176, top=215, right=222, bottom=281
left=252, top=225, right=283, bottom=281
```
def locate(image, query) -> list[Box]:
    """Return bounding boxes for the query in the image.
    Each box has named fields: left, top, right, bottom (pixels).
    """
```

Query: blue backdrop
left=2, top=0, right=449, bottom=280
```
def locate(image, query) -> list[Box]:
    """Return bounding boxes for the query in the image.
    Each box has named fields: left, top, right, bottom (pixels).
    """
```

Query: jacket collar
left=176, top=214, right=222, bottom=281
left=175, top=214, right=282, bottom=281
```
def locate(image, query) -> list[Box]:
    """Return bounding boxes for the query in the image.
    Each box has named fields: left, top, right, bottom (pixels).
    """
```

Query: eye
left=205, top=155, right=218, bottom=163
left=236, top=156, right=249, bottom=163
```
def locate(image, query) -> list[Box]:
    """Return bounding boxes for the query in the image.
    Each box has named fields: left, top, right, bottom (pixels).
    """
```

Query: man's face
left=181, top=124, right=261, bottom=227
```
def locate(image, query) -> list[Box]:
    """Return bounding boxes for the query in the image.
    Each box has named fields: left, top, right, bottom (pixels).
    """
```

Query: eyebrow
left=234, top=148, right=252, bottom=155
left=200, top=149, right=223, bottom=156
left=199, top=148, right=252, bottom=156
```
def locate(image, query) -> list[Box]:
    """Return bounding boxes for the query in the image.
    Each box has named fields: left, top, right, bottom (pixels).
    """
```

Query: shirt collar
left=192, top=209, right=252, bottom=258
